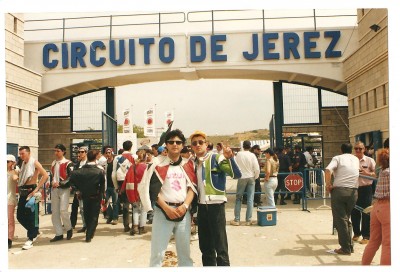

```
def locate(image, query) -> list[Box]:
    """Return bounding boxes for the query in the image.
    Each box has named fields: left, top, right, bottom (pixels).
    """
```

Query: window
left=365, top=92, right=369, bottom=111
left=382, top=84, right=387, bottom=106
left=373, top=89, right=377, bottom=109
left=18, top=109, right=22, bottom=126
left=29, top=111, right=33, bottom=127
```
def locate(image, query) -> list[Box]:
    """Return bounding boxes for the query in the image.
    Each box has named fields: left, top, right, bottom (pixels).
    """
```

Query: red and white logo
left=284, top=174, right=303, bottom=192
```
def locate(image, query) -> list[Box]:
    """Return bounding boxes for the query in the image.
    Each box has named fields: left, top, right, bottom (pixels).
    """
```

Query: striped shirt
left=374, top=168, right=390, bottom=199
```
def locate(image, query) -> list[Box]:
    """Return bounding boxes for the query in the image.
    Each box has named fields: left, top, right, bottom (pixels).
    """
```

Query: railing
left=25, top=12, right=186, bottom=41
left=24, top=10, right=357, bottom=42
left=187, top=9, right=356, bottom=34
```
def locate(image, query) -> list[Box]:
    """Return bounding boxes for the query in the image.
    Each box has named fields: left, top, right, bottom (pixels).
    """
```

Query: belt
left=164, top=201, right=183, bottom=207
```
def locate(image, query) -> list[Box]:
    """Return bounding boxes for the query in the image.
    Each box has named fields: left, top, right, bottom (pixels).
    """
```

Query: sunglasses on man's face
left=354, top=147, right=363, bottom=151
left=191, top=140, right=205, bottom=146
left=79, top=151, right=86, bottom=153
left=166, top=140, right=183, bottom=145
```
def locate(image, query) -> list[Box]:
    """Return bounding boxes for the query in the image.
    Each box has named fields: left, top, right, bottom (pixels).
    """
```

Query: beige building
left=4, top=9, right=389, bottom=166
left=5, top=13, right=41, bottom=158
left=343, top=8, right=389, bottom=146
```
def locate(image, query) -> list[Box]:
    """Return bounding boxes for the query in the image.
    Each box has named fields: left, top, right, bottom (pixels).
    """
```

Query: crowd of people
left=7, top=132, right=390, bottom=266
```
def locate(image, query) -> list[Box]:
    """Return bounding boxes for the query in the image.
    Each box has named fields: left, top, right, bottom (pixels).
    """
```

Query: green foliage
left=117, top=124, right=145, bottom=138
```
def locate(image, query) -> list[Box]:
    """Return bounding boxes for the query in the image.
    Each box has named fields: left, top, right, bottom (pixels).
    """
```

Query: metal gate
left=102, top=112, right=117, bottom=152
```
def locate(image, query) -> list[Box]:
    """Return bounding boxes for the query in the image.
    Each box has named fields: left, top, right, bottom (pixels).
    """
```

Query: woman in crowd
left=263, top=148, right=279, bottom=207
left=361, top=148, right=390, bottom=265
left=7, top=154, right=19, bottom=249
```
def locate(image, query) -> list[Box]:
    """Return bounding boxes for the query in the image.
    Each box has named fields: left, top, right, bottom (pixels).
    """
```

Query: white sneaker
left=33, top=231, right=43, bottom=242
left=22, top=239, right=33, bottom=250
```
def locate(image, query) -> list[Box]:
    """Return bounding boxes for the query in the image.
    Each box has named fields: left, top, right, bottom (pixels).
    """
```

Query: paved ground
left=7, top=179, right=382, bottom=268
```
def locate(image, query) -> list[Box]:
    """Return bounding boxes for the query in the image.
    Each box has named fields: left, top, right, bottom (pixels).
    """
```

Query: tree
left=117, top=124, right=145, bottom=138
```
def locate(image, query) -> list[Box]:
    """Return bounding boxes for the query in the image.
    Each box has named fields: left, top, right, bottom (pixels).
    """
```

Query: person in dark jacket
left=70, top=149, right=105, bottom=242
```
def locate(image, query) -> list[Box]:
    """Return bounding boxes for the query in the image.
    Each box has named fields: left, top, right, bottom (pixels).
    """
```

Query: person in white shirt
left=231, top=140, right=260, bottom=226
left=325, top=143, right=359, bottom=255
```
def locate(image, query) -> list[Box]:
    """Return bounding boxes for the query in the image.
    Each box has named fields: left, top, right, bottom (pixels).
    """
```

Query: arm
left=253, top=155, right=260, bottom=179
left=324, top=169, right=333, bottom=193
left=111, top=157, right=119, bottom=189
left=28, top=161, right=49, bottom=198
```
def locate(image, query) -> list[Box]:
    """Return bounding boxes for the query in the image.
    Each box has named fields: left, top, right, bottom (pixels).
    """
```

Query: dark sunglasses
left=354, top=147, right=363, bottom=151
left=79, top=151, right=86, bottom=153
left=7, top=160, right=13, bottom=163
left=166, top=140, right=183, bottom=145
left=191, top=140, right=205, bottom=146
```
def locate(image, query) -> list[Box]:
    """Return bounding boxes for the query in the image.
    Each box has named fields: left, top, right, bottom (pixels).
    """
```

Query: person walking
left=361, top=147, right=390, bottom=265
left=190, top=130, right=241, bottom=266
left=7, top=154, right=19, bottom=249
left=351, top=141, right=376, bottom=245
left=112, top=140, right=136, bottom=232
left=275, top=146, right=291, bottom=205
left=17, top=146, right=49, bottom=250
left=325, top=143, right=359, bottom=255
left=70, top=146, right=88, bottom=233
left=49, top=144, right=74, bottom=243
left=70, top=149, right=105, bottom=242
left=263, top=148, right=279, bottom=207
left=231, top=140, right=260, bottom=226
left=103, top=147, right=119, bottom=225
left=139, top=129, right=197, bottom=267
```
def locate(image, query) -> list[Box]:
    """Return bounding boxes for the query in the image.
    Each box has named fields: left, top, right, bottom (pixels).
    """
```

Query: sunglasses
left=79, top=151, right=86, bottom=153
left=191, top=140, right=205, bottom=146
left=7, top=160, right=13, bottom=163
left=166, top=140, right=183, bottom=145
left=354, top=147, right=363, bottom=151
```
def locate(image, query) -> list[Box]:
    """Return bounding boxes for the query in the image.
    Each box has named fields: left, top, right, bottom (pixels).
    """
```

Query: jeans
left=361, top=200, right=391, bottom=265
left=234, top=177, right=255, bottom=222
left=105, top=187, right=119, bottom=220
left=198, top=203, right=230, bottom=266
left=150, top=206, right=192, bottom=267
left=351, top=185, right=372, bottom=239
left=264, top=177, right=278, bottom=207
left=132, top=202, right=147, bottom=227
left=331, top=187, right=357, bottom=253
left=51, top=187, right=72, bottom=235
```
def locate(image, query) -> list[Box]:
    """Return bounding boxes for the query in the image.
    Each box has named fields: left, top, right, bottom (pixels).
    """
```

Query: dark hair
left=165, top=129, right=186, bottom=145
left=87, top=149, right=99, bottom=161
left=102, top=145, right=112, bottom=154
left=151, top=144, right=159, bottom=149
left=181, top=146, right=190, bottom=153
left=118, top=149, right=124, bottom=155
left=341, top=143, right=353, bottom=154
left=216, top=142, right=222, bottom=148
left=243, top=140, right=251, bottom=149
left=277, top=146, right=284, bottom=153
left=306, top=146, right=313, bottom=152
left=207, top=143, right=214, bottom=150
left=294, top=145, right=301, bottom=151
left=383, top=138, right=389, bottom=149
left=265, top=148, right=278, bottom=162
left=122, top=140, right=133, bottom=151
left=19, top=146, right=31, bottom=152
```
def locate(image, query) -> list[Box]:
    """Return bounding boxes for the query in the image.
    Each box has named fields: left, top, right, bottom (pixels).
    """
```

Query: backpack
left=115, top=154, right=133, bottom=182
left=118, top=154, right=137, bottom=203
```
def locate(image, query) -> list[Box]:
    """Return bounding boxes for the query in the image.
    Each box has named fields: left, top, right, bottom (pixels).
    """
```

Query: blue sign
left=42, top=31, right=342, bottom=69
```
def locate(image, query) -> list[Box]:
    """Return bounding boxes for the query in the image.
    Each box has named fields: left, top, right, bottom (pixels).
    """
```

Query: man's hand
left=222, top=142, right=233, bottom=159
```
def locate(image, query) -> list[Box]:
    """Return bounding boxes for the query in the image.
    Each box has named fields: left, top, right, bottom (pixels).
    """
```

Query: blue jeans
left=264, top=177, right=278, bottom=207
left=105, top=187, right=118, bottom=220
left=150, top=206, right=193, bottom=267
left=234, top=177, right=255, bottom=222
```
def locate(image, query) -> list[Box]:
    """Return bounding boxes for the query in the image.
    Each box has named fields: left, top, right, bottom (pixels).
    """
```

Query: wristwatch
left=183, top=203, right=189, bottom=209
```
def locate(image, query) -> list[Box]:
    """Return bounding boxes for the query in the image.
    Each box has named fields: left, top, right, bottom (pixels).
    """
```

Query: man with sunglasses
left=190, top=130, right=241, bottom=266
left=70, top=146, right=88, bottom=233
left=351, top=141, right=376, bottom=245
left=139, top=129, right=197, bottom=266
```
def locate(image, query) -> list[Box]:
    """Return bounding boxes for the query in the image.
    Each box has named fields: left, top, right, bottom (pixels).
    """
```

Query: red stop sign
left=285, top=174, right=303, bottom=192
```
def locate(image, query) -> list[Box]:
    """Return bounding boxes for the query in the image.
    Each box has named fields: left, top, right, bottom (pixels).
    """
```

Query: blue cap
left=157, top=146, right=165, bottom=153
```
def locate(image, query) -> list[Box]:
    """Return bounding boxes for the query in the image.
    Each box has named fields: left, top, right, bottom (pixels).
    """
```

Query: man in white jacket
left=231, top=140, right=260, bottom=226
